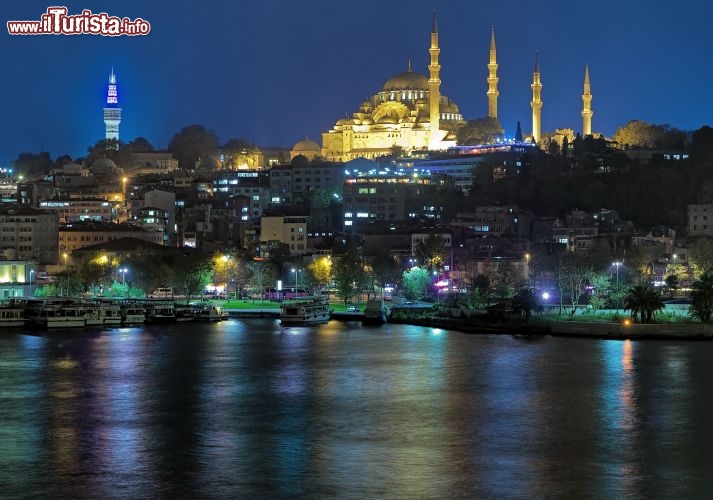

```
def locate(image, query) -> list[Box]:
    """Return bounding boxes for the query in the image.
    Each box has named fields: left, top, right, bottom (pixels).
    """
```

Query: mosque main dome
left=382, top=70, right=429, bottom=91
left=320, top=19, right=465, bottom=161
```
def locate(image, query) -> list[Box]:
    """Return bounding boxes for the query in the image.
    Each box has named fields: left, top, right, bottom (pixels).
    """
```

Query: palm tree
left=689, top=271, right=713, bottom=322
left=624, top=285, right=664, bottom=323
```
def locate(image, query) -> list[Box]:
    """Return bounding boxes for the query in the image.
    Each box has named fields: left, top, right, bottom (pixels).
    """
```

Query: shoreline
left=224, top=308, right=713, bottom=341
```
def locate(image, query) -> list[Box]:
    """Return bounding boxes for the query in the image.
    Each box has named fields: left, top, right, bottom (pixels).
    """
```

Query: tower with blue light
left=103, top=68, right=121, bottom=146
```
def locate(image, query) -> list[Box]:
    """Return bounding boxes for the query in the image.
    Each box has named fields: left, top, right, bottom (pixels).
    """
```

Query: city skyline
left=3, top=0, right=713, bottom=161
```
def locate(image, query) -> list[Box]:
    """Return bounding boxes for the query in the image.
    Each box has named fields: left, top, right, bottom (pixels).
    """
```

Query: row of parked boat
left=0, top=298, right=227, bottom=329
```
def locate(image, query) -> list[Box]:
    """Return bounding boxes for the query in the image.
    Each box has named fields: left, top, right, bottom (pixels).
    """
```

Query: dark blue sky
left=3, top=0, right=713, bottom=162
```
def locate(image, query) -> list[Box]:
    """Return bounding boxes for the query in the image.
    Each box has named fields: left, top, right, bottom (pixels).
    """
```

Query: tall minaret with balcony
left=530, top=53, right=542, bottom=144
left=103, top=68, right=122, bottom=147
left=428, top=12, right=441, bottom=149
left=487, top=27, right=499, bottom=119
left=581, top=64, right=593, bottom=136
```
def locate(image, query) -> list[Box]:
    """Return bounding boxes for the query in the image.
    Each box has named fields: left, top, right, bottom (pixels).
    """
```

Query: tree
left=13, top=151, right=53, bottom=178
left=333, top=247, right=366, bottom=305
left=221, top=137, right=259, bottom=169
left=690, top=272, right=713, bottom=323
left=513, top=287, right=541, bottom=322
left=690, top=126, right=713, bottom=164
left=613, top=120, right=664, bottom=148
left=402, top=266, right=430, bottom=300
left=85, top=139, right=132, bottom=166
left=624, top=285, right=664, bottom=323
left=124, top=254, right=172, bottom=297
left=124, top=137, right=155, bottom=153
left=688, top=239, right=713, bottom=273
left=557, top=253, right=595, bottom=314
left=307, top=256, right=333, bottom=290
left=246, top=260, right=277, bottom=297
left=664, top=274, right=680, bottom=298
left=168, top=124, right=219, bottom=169
left=171, top=256, right=212, bottom=301
left=457, top=117, right=504, bottom=145
left=414, top=234, right=448, bottom=272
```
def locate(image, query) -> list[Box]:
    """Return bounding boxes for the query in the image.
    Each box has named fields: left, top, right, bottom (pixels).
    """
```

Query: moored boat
left=363, top=299, right=388, bottom=325
left=0, top=306, right=26, bottom=327
left=121, top=303, right=146, bottom=325
left=193, top=303, right=227, bottom=322
left=280, top=297, right=330, bottom=325
left=28, top=302, right=86, bottom=329
left=144, top=300, right=177, bottom=323
left=83, top=302, right=123, bottom=327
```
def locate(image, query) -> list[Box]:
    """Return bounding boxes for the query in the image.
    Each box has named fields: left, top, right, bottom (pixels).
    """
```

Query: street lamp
left=63, top=252, right=68, bottom=268
left=613, top=261, right=623, bottom=288
left=292, top=268, right=299, bottom=289
left=119, top=268, right=128, bottom=284
left=29, top=269, right=34, bottom=297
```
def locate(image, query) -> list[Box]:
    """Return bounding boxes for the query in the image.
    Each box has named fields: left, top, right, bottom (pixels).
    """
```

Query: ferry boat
left=280, top=297, right=330, bottom=325
left=363, top=299, right=388, bottom=325
left=83, top=302, right=123, bottom=327
left=0, top=306, right=26, bottom=327
left=144, top=300, right=177, bottom=323
left=121, top=303, right=146, bottom=325
left=193, top=303, right=227, bottom=322
left=28, top=302, right=86, bottom=329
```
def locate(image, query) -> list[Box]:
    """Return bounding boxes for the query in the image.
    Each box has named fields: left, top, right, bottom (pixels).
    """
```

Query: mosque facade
left=314, top=16, right=594, bottom=162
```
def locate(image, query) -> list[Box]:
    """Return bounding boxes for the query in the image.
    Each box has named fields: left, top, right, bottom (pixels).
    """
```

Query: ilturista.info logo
left=7, top=7, right=151, bottom=36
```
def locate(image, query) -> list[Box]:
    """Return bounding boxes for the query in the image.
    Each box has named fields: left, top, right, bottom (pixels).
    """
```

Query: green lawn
left=221, top=300, right=281, bottom=309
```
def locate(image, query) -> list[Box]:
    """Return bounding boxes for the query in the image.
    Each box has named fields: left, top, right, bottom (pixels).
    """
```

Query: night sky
left=3, top=0, right=713, bottom=161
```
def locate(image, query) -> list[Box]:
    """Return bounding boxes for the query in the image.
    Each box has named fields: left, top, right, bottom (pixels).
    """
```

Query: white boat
left=144, top=300, right=177, bottom=323
left=363, top=299, right=388, bottom=325
left=194, top=303, right=227, bottom=322
left=121, top=304, right=146, bottom=325
left=0, top=307, right=25, bottom=327
left=29, top=303, right=86, bottom=329
left=84, top=303, right=123, bottom=326
left=280, top=297, right=330, bottom=325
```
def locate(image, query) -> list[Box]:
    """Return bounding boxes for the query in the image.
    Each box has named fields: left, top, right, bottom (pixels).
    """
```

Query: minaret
left=530, top=53, right=542, bottom=144
left=581, top=64, right=593, bottom=136
left=487, top=27, right=499, bottom=119
left=103, top=67, right=122, bottom=147
left=428, top=11, right=441, bottom=149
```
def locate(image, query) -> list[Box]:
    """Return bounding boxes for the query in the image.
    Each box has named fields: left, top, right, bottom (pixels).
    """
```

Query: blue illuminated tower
left=103, top=68, right=121, bottom=146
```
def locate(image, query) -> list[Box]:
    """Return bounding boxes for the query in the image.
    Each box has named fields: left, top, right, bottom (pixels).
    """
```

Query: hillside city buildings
left=0, top=17, right=702, bottom=298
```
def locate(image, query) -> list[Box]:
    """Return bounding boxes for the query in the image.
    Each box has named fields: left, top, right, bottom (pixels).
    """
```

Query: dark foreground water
left=1, top=320, right=713, bottom=498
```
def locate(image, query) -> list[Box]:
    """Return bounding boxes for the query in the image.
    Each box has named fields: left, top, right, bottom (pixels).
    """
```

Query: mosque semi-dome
left=382, top=71, right=429, bottom=91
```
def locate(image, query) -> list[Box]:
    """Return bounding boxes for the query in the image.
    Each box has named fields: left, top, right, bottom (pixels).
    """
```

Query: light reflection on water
left=1, top=321, right=713, bottom=497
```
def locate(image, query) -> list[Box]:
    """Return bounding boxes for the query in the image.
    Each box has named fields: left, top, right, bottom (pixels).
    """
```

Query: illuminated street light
left=119, top=268, right=128, bottom=284
left=612, top=261, right=623, bottom=288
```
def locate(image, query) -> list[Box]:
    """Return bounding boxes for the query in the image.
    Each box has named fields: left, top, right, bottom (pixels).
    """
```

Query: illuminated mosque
left=314, top=14, right=594, bottom=161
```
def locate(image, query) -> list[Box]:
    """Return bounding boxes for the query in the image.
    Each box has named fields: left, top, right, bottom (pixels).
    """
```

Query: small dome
left=361, top=118, right=374, bottom=125
left=92, top=158, right=118, bottom=170
left=292, top=139, right=320, bottom=152
left=336, top=118, right=352, bottom=126
left=382, top=71, right=429, bottom=91
left=445, top=131, right=457, bottom=141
